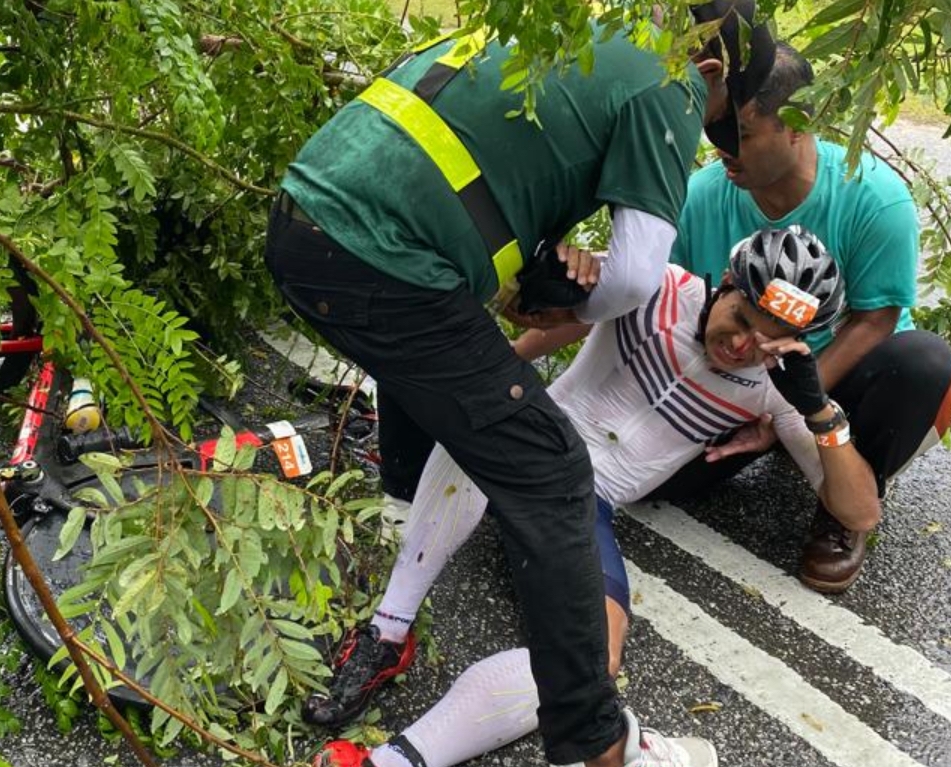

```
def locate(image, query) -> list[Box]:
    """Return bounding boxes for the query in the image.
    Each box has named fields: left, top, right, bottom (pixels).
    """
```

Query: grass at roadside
left=895, top=92, right=946, bottom=126
left=387, top=0, right=459, bottom=27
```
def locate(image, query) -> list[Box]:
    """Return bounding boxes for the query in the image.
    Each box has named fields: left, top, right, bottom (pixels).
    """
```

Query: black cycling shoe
left=303, top=624, right=416, bottom=727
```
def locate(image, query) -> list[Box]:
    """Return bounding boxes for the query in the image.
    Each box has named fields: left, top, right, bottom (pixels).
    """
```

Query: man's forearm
left=512, top=324, right=592, bottom=361
left=818, top=307, right=900, bottom=390
left=574, top=207, right=674, bottom=323
left=808, top=404, right=881, bottom=530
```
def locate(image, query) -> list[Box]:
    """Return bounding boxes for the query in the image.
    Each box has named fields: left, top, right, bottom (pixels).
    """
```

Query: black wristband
left=805, top=400, right=847, bottom=434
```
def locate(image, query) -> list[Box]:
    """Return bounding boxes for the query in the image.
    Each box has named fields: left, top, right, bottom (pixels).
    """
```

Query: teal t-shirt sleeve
left=668, top=162, right=728, bottom=275
left=669, top=198, right=696, bottom=274
left=843, top=198, right=919, bottom=311
left=596, top=80, right=703, bottom=225
left=670, top=213, right=692, bottom=268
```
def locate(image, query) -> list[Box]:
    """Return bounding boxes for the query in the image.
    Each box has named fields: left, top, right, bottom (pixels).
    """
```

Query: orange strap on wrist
left=816, top=423, right=850, bottom=448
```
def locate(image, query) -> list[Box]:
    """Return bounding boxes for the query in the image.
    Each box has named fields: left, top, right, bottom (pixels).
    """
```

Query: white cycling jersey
left=549, top=264, right=823, bottom=507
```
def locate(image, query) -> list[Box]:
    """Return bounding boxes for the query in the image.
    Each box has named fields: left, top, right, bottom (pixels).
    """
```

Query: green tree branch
left=0, top=105, right=275, bottom=197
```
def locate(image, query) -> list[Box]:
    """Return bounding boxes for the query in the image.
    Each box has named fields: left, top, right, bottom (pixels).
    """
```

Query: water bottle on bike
left=63, top=377, right=102, bottom=433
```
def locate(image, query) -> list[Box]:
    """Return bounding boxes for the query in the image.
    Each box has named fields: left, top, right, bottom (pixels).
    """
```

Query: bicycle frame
left=10, top=359, right=55, bottom=466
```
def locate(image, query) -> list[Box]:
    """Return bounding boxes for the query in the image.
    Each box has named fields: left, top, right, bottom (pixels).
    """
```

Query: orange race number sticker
left=267, top=420, right=313, bottom=478
left=758, top=278, right=820, bottom=329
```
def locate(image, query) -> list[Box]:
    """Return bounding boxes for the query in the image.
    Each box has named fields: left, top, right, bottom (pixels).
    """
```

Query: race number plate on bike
left=758, top=278, right=820, bottom=329
left=266, top=420, right=313, bottom=478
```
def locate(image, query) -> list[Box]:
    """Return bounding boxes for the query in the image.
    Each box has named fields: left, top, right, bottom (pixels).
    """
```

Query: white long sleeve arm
left=574, top=206, right=677, bottom=324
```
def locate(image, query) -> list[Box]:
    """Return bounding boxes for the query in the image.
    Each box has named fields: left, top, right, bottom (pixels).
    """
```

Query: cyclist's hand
left=704, top=415, right=777, bottom=462
left=756, top=333, right=828, bottom=417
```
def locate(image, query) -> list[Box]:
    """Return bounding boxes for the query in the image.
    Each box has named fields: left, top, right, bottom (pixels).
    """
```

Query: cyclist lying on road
left=311, top=226, right=880, bottom=767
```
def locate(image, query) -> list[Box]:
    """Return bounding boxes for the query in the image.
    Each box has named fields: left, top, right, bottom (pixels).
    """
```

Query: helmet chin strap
left=696, top=275, right=737, bottom=344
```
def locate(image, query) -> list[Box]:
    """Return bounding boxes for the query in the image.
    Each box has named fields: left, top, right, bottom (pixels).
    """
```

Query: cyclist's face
left=704, top=289, right=791, bottom=370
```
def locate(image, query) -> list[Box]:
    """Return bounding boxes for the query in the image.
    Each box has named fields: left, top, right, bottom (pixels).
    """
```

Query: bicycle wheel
left=4, top=458, right=349, bottom=711
left=0, top=255, right=41, bottom=393
left=4, top=510, right=152, bottom=708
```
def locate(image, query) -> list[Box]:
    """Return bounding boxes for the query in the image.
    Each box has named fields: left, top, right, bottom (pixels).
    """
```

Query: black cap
left=690, top=0, right=776, bottom=157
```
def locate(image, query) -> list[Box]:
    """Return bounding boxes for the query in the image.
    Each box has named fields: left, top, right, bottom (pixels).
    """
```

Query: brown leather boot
left=799, top=505, right=868, bottom=594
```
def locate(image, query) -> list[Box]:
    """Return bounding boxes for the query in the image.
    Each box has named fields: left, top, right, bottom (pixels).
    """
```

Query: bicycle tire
left=4, top=462, right=348, bottom=711
left=0, top=255, right=40, bottom=393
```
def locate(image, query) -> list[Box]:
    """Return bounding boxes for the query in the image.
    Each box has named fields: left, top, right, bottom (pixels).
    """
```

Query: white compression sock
left=370, top=648, right=539, bottom=767
left=371, top=444, right=487, bottom=643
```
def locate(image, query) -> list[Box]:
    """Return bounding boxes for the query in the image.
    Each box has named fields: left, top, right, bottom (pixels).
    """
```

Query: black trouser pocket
left=282, top=281, right=376, bottom=328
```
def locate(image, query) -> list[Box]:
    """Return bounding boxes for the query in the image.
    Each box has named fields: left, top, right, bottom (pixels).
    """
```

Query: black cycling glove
left=516, top=243, right=591, bottom=314
left=767, top=349, right=828, bottom=417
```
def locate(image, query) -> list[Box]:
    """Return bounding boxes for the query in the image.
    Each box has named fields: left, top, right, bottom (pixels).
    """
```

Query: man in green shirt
left=670, top=41, right=951, bottom=594
left=264, top=3, right=775, bottom=765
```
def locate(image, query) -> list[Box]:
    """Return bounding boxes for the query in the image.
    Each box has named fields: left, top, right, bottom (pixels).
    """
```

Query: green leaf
left=98, top=472, right=126, bottom=505
left=921, top=17, right=933, bottom=59
left=577, top=41, right=595, bottom=76
left=57, top=570, right=111, bottom=607
left=89, top=535, right=154, bottom=568
left=53, top=506, right=88, bottom=561
left=264, top=668, right=288, bottom=715
left=112, top=567, right=157, bottom=616
left=195, top=475, right=214, bottom=507
left=191, top=596, right=217, bottom=637
left=239, top=614, right=265, bottom=649
left=109, top=144, right=157, bottom=202
left=500, top=66, right=529, bottom=91
left=47, top=643, right=72, bottom=670
left=207, top=722, right=234, bottom=742
left=232, top=443, right=257, bottom=472
left=801, top=20, right=867, bottom=59
left=117, top=553, right=161, bottom=589
left=237, top=529, right=264, bottom=579
left=326, top=469, right=363, bottom=499
left=158, top=715, right=185, bottom=748
left=806, top=0, right=866, bottom=28
left=778, top=105, right=811, bottom=132
left=101, top=621, right=127, bottom=671
left=172, top=605, right=194, bottom=645
left=736, top=13, right=752, bottom=68
left=233, top=477, right=257, bottom=524
left=257, top=482, right=277, bottom=531
left=271, top=619, right=313, bottom=641
left=249, top=647, right=281, bottom=690
left=212, top=426, right=237, bottom=472
left=322, top=505, right=339, bottom=556
left=79, top=452, right=124, bottom=472
left=217, top=568, right=242, bottom=615
left=73, top=487, right=109, bottom=507
left=58, top=600, right=99, bottom=620
left=279, top=638, right=323, bottom=662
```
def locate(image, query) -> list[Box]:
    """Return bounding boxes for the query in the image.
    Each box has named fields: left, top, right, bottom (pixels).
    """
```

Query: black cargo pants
left=264, top=199, right=624, bottom=764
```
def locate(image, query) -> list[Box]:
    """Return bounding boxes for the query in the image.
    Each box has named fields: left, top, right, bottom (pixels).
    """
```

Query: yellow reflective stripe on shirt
left=411, top=28, right=492, bottom=62
left=358, top=30, right=522, bottom=292
left=411, top=30, right=454, bottom=53
left=358, top=78, right=481, bottom=191
left=492, top=239, right=522, bottom=286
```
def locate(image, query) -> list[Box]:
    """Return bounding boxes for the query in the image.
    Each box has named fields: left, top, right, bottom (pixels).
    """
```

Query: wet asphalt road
left=1, top=118, right=951, bottom=767
left=2, top=443, right=950, bottom=767
left=380, top=445, right=951, bottom=767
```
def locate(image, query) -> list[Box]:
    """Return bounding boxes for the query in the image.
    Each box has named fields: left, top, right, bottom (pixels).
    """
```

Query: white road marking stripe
left=623, top=501, right=951, bottom=724
left=625, top=561, right=927, bottom=767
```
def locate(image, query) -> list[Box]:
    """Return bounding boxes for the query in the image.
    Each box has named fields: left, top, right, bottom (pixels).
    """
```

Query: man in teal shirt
left=670, top=41, right=951, bottom=594
left=264, top=2, right=775, bottom=765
